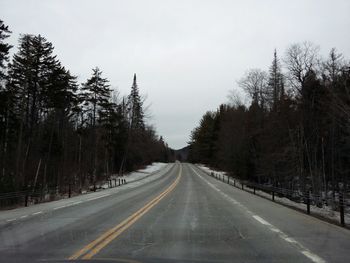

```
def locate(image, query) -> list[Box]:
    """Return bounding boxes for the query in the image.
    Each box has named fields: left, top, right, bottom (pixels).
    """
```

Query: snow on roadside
left=0, top=162, right=170, bottom=221
left=98, top=162, right=168, bottom=189
left=122, top=162, right=168, bottom=183
left=196, top=164, right=350, bottom=226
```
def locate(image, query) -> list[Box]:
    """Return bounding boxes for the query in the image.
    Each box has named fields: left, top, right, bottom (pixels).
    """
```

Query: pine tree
left=8, top=34, right=59, bottom=134
left=127, top=74, right=144, bottom=130
left=6, top=34, right=59, bottom=187
left=81, top=67, right=111, bottom=127
left=80, top=67, right=111, bottom=184
left=267, top=49, right=284, bottom=111
left=0, top=19, right=12, bottom=85
left=0, top=19, right=12, bottom=185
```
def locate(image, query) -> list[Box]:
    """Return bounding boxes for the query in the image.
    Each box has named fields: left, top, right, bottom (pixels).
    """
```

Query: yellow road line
left=69, top=164, right=182, bottom=260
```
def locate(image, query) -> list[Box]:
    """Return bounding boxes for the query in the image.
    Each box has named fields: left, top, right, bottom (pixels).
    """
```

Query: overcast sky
left=2, top=0, right=350, bottom=149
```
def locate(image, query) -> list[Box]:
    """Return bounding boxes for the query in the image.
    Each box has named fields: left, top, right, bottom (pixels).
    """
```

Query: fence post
left=25, top=192, right=28, bottom=207
left=118, top=178, right=121, bottom=186
left=339, top=192, right=345, bottom=226
left=272, top=190, right=275, bottom=201
left=307, top=191, right=310, bottom=214
left=68, top=183, right=71, bottom=198
left=241, top=183, right=244, bottom=190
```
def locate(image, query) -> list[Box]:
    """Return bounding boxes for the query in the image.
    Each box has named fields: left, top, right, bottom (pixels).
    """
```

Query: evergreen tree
left=81, top=67, right=111, bottom=127
left=0, top=19, right=12, bottom=188
left=0, top=19, right=12, bottom=85
left=6, top=34, right=59, bottom=187
left=80, top=67, right=111, bottom=183
left=8, top=34, right=59, bottom=134
left=267, top=49, right=284, bottom=111
left=189, top=111, right=217, bottom=164
left=127, top=74, right=144, bottom=130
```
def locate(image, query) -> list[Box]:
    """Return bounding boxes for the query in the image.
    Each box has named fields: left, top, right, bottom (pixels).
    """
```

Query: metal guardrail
left=208, top=171, right=348, bottom=227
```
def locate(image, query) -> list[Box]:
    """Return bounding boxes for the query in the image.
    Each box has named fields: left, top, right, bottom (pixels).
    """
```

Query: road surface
left=0, top=163, right=349, bottom=262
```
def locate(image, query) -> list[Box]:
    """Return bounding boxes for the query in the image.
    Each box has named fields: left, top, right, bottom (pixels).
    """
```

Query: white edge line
left=302, top=251, right=326, bottom=263
left=190, top=165, right=326, bottom=263
left=32, top=211, right=43, bottom=215
left=53, top=193, right=111, bottom=209
left=53, top=205, right=67, bottom=210
left=86, top=194, right=109, bottom=201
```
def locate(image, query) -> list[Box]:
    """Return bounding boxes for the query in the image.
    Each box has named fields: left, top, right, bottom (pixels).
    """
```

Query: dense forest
left=0, top=20, right=173, bottom=197
left=189, top=42, right=350, bottom=199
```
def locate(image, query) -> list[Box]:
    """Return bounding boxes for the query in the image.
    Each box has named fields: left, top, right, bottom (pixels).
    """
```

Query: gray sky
left=2, top=0, right=350, bottom=149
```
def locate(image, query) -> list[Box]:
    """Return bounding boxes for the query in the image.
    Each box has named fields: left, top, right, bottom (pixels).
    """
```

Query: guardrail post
left=68, top=183, right=71, bottom=198
left=272, top=190, right=275, bottom=201
left=25, top=193, right=28, bottom=207
left=253, top=186, right=256, bottom=195
left=118, top=178, right=121, bottom=186
left=339, top=192, right=345, bottom=226
left=307, top=191, right=310, bottom=214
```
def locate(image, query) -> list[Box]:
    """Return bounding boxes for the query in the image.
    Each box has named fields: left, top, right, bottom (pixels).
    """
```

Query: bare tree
left=227, top=88, right=246, bottom=108
left=284, top=41, right=320, bottom=94
left=238, top=68, right=268, bottom=108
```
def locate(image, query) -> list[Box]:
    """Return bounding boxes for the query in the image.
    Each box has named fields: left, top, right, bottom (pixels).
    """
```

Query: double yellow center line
left=69, top=164, right=182, bottom=260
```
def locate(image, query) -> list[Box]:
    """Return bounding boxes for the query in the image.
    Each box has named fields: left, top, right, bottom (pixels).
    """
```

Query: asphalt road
left=0, top=162, right=350, bottom=263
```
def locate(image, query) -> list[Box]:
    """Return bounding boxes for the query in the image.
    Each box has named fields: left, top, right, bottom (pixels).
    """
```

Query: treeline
left=0, top=20, right=173, bottom=195
left=189, top=42, right=350, bottom=197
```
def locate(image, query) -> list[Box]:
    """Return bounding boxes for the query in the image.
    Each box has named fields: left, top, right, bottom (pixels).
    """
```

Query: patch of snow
left=114, top=162, right=168, bottom=184
left=196, top=164, right=349, bottom=226
left=0, top=162, right=172, bottom=223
